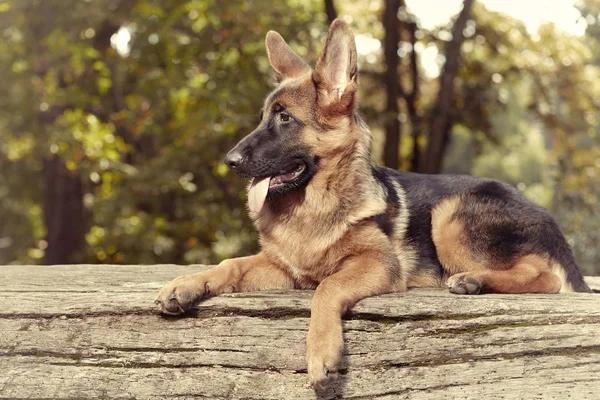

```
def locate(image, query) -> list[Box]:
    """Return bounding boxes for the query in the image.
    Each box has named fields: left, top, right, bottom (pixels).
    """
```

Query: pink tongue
left=248, top=177, right=271, bottom=213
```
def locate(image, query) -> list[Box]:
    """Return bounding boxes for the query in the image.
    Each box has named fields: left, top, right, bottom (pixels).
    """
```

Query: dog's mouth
left=269, top=162, right=306, bottom=189
left=248, top=161, right=307, bottom=214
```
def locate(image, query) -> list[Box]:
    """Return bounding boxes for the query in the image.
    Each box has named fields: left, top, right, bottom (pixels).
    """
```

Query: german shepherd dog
left=156, top=19, right=592, bottom=386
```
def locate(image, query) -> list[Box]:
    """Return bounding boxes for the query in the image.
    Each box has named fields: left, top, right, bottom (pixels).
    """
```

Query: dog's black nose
left=224, top=150, right=244, bottom=169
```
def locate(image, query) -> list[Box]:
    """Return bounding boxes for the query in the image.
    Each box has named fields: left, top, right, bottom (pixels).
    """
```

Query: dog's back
left=372, top=166, right=591, bottom=293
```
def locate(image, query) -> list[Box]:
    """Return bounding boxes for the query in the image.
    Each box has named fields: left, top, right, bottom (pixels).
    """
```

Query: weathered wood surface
left=1, top=265, right=599, bottom=399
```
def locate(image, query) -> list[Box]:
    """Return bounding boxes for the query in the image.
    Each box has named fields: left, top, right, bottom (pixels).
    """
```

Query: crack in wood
left=100, top=346, right=250, bottom=353
left=424, top=317, right=600, bottom=336
left=4, top=345, right=599, bottom=373
left=343, top=381, right=474, bottom=399
left=383, top=345, right=600, bottom=368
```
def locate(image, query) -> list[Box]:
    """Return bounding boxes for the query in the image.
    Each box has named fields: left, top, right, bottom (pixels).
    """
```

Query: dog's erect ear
left=265, top=31, right=311, bottom=82
left=313, top=19, right=358, bottom=110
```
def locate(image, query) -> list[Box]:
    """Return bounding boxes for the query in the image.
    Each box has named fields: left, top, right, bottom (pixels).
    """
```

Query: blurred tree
left=578, top=0, right=600, bottom=61
left=445, top=1, right=600, bottom=273
left=0, top=0, right=325, bottom=265
left=419, top=0, right=474, bottom=174
left=403, top=14, right=421, bottom=172
left=0, top=0, right=598, bottom=274
left=382, top=0, right=402, bottom=169
left=324, top=0, right=338, bottom=24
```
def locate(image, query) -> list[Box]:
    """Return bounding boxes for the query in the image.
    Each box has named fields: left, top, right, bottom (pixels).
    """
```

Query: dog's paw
left=306, top=325, right=344, bottom=388
left=155, top=273, right=210, bottom=315
left=447, top=272, right=482, bottom=295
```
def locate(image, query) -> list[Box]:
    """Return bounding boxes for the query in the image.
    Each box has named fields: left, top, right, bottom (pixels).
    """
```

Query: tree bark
left=383, top=0, right=402, bottom=169
left=324, top=0, right=337, bottom=24
left=419, top=0, right=474, bottom=174
left=42, top=156, right=87, bottom=264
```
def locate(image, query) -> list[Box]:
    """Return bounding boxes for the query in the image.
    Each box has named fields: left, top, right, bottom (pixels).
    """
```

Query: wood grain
left=1, top=265, right=599, bottom=399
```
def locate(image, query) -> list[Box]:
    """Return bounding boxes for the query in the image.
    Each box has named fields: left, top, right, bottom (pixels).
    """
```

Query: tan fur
left=449, top=255, right=562, bottom=294
left=306, top=243, right=396, bottom=384
left=265, top=31, right=311, bottom=82
left=551, top=261, right=575, bottom=292
left=263, top=76, right=315, bottom=122
left=313, top=19, right=358, bottom=113
left=254, top=75, right=388, bottom=287
left=390, top=180, right=418, bottom=288
left=407, top=270, right=443, bottom=288
left=259, top=207, right=390, bottom=286
left=433, top=197, right=563, bottom=294
left=212, top=253, right=296, bottom=292
left=432, top=196, right=489, bottom=275
left=155, top=253, right=294, bottom=314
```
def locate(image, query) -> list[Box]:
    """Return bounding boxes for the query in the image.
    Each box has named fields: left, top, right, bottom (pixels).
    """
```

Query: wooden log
left=1, top=265, right=599, bottom=399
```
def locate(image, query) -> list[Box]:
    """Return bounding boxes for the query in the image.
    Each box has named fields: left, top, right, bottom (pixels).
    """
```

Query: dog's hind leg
left=446, top=256, right=561, bottom=294
left=155, top=253, right=295, bottom=314
left=431, top=193, right=563, bottom=295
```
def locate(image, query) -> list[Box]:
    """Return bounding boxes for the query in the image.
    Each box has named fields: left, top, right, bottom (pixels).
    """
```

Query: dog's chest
left=257, top=205, right=353, bottom=284
left=273, top=250, right=314, bottom=284
left=261, top=227, right=343, bottom=285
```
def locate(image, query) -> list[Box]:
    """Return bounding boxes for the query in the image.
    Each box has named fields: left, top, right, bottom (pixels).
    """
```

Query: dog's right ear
left=265, top=31, right=311, bottom=82
left=313, top=19, right=357, bottom=112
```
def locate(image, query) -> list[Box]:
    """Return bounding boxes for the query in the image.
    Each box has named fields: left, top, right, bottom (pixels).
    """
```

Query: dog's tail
left=551, top=237, right=593, bottom=293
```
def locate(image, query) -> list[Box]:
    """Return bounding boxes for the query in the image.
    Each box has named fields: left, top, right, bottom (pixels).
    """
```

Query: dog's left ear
left=313, top=19, right=358, bottom=111
left=266, top=31, right=311, bottom=82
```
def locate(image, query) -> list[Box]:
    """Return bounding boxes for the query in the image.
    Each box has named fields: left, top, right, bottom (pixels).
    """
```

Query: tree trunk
left=419, top=0, right=474, bottom=174
left=406, top=20, right=421, bottom=172
left=382, top=0, right=402, bottom=169
left=42, top=155, right=87, bottom=264
left=324, top=0, right=337, bottom=24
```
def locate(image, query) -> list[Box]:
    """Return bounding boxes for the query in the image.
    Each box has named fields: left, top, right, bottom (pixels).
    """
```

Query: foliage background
left=0, top=0, right=599, bottom=275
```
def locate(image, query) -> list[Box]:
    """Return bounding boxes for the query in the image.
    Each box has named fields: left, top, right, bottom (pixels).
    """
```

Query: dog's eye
left=280, top=113, right=291, bottom=122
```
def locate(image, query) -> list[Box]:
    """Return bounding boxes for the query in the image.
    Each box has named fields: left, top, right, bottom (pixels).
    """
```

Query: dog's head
left=225, top=20, right=360, bottom=214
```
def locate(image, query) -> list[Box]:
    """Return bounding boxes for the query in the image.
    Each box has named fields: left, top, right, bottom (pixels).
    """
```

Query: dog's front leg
left=306, top=252, right=397, bottom=387
left=155, top=253, right=295, bottom=314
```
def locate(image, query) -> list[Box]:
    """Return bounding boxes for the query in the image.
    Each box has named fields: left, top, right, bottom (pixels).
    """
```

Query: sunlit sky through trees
left=408, top=0, right=587, bottom=77
left=110, top=0, right=588, bottom=79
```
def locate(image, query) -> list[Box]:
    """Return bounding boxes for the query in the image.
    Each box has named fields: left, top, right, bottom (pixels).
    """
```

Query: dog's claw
left=311, top=379, right=327, bottom=390
left=447, top=273, right=483, bottom=295
left=155, top=272, right=211, bottom=315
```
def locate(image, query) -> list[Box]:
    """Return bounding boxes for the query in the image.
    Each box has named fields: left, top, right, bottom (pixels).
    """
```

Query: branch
left=324, top=0, right=337, bottom=24
left=382, top=0, right=402, bottom=169
left=419, top=0, right=475, bottom=174
left=406, top=21, right=421, bottom=171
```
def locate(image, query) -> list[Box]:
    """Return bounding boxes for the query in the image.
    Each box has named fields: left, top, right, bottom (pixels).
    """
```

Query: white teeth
left=269, top=164, right=305, bottom=187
